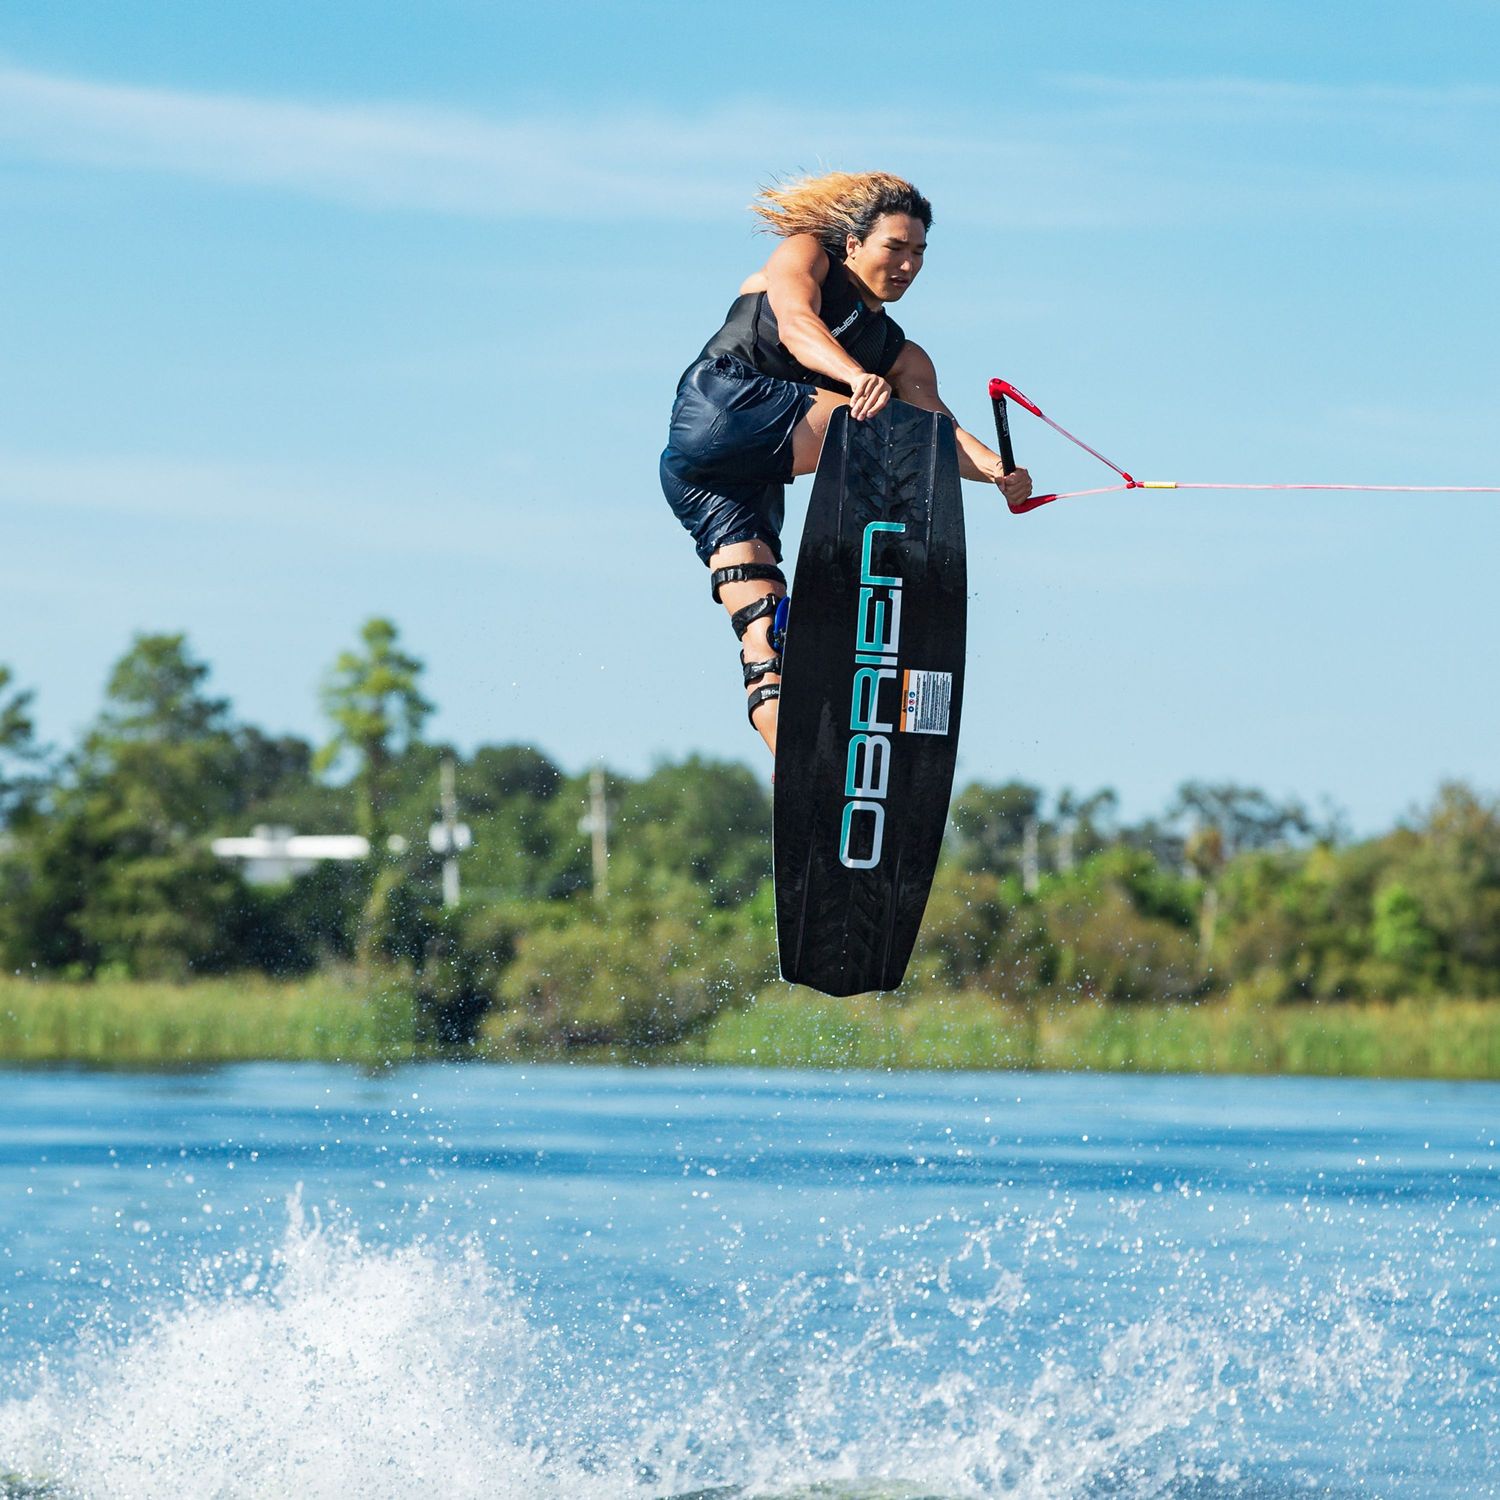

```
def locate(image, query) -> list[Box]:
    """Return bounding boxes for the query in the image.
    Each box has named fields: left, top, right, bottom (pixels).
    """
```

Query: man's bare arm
left=761, top=237, right=891, bottom=419
left=890, top=342, right=1032, bottom=506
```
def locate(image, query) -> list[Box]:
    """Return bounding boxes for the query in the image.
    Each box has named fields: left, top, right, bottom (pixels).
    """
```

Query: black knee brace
left=714, top=568, right=788, bottom=732
left=729, top=592, right=782, bottom=642
left=746, top=683, right=780, bottom=726
left=709, top=562, right=786, bottom=604
left=741, top=652, right=782, bottom=686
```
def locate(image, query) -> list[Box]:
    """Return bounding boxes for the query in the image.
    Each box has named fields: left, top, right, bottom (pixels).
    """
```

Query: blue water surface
left=0, top=1064, right=1495, bottom=1498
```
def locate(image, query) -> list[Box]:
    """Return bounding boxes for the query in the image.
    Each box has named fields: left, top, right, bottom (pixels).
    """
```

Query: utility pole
left=579, top=765, right=612, bottom=898
left=1058, top=818, right=1076, bottom=874
left=440, top=758, right=460, bottom=909
left=426, top=756, right=472, bottom=909
left=1022, top=816, right=1040, bottom=894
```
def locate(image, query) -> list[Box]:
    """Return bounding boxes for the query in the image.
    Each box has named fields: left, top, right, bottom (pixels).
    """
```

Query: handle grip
left=991, top=390, right=1017, bottom=476
left=991, top=375, right=1060, bottom=513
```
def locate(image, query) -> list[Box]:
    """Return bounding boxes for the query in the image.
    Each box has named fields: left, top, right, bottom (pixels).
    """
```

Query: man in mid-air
left=660, top=170, right=1033, bottom=754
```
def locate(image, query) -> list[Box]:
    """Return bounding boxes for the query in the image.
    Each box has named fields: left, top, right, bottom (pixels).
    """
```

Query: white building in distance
left=210, top=825, right=370, bottom=886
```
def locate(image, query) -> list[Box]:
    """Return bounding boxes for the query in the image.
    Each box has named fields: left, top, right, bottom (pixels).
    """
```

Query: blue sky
left=3, top=1, right=1499, bottom=832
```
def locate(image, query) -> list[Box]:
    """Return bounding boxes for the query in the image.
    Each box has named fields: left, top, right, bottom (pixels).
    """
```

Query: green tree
left=2, top=634, right=245, bottom=977
left=0, top=663, right=43, bottom=825
left=948, top=780, right=1044, bottom=876
left=467, top=745, right=564, bottom=806
left=1171, top=783, right=1314, bottom=974
left=1055, top=786, right=1119, bottom=867
left=1183, top=823, right=1226, bottom=967
left=1369, top=880, right=1441, bottom=989
left=612, top=756, right=771, bottom=907
left=1171, top=781, right=1313, bottom=857
left=491, top=896, right=772, bottom=1050
left=1400, top=782, right=1500, bottom=986
left=1216, top=838, right=1388, bottom=1002
left=0, top=664, right=55, bottom=968
left=1037, top=849, right=1200, bottom=1003
left=316, top=618, right=433, bottom=843
left=97, top=634, right=229, bottom=744
left=460, top=746, right=586, bottom=901
left=912, top=866, right=1054, bottom=996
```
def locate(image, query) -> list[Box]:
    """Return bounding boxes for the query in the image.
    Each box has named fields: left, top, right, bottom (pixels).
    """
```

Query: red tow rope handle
left=984, top=376, right=1500, bottom=512
left=987, top=377, right=1043, bottom=420
left=989, top=379, right=1017, bottom=470
left=990, top=378, right=1061, bottom=513
left=988, top=376, right=1139, bottom=514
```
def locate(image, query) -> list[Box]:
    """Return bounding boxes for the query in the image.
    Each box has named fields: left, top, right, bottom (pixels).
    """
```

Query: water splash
left=0, top=1192, right=606, bottom=1500
left=0, top=1193, right=1423, bottom=1500
left=626, top=1206, right=1415, bottom=1498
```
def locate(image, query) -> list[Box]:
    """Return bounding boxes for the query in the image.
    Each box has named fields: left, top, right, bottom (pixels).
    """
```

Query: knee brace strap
left=711, top=563, right=786, bottom=604
left=730, top=592, right=781, bottom=641
left=746, top=683, right=781, bottom=727
left=741, top=652, right=783, bottom=686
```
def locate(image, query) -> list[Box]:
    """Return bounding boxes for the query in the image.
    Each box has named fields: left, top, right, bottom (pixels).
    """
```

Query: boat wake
left=0, top=1191, right=1423, bottom=1499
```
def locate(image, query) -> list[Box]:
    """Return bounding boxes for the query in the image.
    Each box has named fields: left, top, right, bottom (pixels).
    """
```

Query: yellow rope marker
left=1141, top=481, right=1178, bottom=489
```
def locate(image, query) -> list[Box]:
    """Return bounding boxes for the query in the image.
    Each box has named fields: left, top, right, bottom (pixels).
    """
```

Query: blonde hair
left=751, top=171, right=932, bottom=260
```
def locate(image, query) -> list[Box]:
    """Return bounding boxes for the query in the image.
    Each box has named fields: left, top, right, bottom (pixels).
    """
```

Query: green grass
left=673, top=989, right=1038, bottom=1071
left=2, top=976, right=1497, bottom=1079
left=0, top=973, right=416, bottom=1067
left=672, top=988, right=1500, bottom=1080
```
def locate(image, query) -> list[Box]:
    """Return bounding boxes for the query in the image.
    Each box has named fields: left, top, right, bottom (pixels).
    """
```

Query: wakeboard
left=773, top=401, right=966, bottom=996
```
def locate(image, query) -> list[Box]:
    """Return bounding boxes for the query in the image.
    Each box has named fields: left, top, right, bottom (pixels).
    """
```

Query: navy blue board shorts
left=660, top=354, right=816, bottom=564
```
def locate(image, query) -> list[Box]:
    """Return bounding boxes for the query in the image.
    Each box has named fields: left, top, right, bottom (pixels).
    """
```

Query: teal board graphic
left=773, top=402, right=967, bottom=995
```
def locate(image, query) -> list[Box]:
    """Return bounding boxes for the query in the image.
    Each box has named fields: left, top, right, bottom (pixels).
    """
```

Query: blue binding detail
left=772, top=595, right=791, bottom=652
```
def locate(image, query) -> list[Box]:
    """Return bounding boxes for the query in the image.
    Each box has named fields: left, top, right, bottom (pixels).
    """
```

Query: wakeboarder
left=659, top=170, right=1032, bottom=754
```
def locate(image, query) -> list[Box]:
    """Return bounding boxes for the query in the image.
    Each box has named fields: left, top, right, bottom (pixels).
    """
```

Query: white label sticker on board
left=899, top=670, right=952, bottom=735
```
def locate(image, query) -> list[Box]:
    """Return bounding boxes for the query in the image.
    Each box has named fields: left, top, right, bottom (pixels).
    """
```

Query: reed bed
left=0, top=974, right=415, bottom=1067
left=679, top=990, right=1500, bottom=1080
left=2, top=976, right=1497, bottom=1079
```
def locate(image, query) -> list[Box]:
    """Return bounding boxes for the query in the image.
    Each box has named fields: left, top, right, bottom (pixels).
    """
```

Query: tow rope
left=989, top=377, right=1500, bottom=515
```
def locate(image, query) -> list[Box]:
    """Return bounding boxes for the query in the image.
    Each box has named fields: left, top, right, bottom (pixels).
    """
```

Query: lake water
left=0, top=1064, right=1495, bottom=1498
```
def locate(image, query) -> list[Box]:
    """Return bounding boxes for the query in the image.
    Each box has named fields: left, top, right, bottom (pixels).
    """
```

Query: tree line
left=3, top=622, right=1499, bottom=1050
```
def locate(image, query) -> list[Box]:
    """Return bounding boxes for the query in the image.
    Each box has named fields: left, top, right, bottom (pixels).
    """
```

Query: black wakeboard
left=773, top=401, right=966, bottom=996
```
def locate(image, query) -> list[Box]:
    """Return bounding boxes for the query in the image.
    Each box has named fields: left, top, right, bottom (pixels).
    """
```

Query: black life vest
left=698, top=257, right=906, bottom=392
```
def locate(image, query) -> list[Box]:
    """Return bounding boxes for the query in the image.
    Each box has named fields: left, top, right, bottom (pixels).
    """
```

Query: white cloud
left=0, top=59, right=1179, bottom=232
left=1, top=59, right=1495, bottom=232
left=1054, top=72, right=1500, bottom=126
left=0, top=447, right=575, bottom=561
left=0, top=62, right=757, bottom=219
left=0, top=62, right=1059, bottom=223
